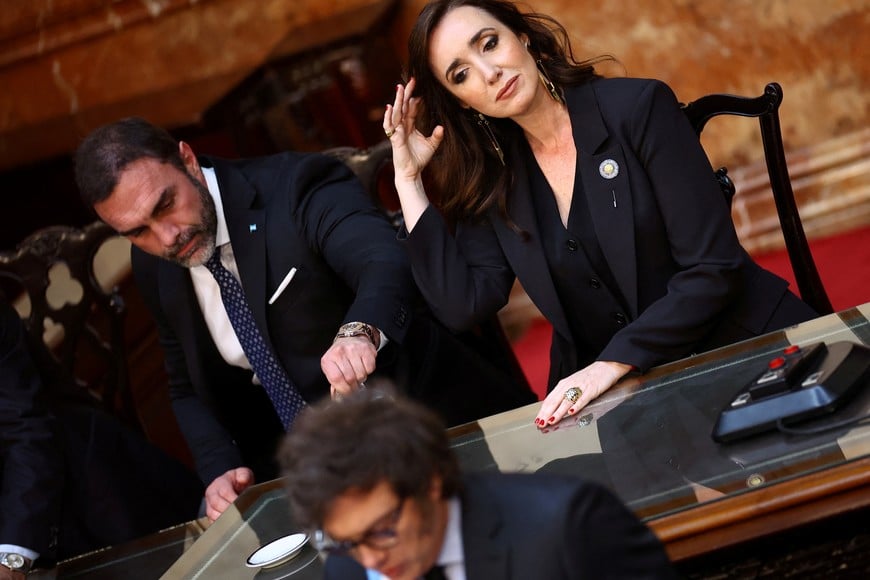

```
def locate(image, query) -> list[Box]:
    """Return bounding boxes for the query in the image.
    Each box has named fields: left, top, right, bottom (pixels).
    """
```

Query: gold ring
left=564, top=387, right=582, bottom=403
left=384, top=127, right=396, bottom=138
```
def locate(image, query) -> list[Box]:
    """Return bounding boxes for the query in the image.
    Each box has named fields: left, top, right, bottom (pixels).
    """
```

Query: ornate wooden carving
left=0, top=221, right=139, bottom=429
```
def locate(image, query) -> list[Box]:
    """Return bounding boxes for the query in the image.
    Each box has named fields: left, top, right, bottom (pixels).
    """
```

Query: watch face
left=341, top=322, right=366, bottom=332
left=3, top=553, right=25, bottom=569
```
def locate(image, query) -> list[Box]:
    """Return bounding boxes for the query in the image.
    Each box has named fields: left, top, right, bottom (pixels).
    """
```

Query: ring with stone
left=384, top=127, right=396, bottom=138
left=563, top=387, right=582, bottom=403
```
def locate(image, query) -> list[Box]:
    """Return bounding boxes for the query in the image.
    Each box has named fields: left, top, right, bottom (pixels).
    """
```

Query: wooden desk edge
left=650, top=454, right=870, bottom=561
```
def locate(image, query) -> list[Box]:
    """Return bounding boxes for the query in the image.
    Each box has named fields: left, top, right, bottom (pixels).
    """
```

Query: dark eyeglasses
left=313, top=497, right=405, bottom=556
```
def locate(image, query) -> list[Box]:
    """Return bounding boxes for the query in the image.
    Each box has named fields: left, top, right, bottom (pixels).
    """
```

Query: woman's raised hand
left=384, top=78, right=444, bottom=183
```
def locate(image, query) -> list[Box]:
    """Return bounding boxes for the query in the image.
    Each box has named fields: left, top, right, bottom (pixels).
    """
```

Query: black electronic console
left=712, top=341, right=870, bottom=443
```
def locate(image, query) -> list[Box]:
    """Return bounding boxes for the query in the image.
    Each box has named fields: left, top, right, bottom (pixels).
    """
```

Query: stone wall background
left=392, top=0, right=868, bottom=169
left=389, top=0, right=869, bottom=328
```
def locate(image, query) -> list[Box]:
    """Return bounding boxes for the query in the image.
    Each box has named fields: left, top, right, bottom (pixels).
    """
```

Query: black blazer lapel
left=568, top=85, right=639, bottom=318
left=159, top=260, right=202, bottom=347
left=492, top=146, right=573, bottom=342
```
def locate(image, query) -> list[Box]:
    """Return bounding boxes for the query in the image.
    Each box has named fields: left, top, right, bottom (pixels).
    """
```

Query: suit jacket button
left=614, top=312, right=627, bottom=326
left=566, top=239, right=579, bottom=252
left=589, top=278, right=601, bottom=289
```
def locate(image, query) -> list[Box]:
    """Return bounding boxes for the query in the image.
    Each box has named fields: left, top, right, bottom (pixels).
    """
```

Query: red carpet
left=512, top=225, right=870, bottom=400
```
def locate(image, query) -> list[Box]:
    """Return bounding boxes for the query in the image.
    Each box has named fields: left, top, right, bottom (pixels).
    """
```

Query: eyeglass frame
left=312, top=496, right=406, bottom=556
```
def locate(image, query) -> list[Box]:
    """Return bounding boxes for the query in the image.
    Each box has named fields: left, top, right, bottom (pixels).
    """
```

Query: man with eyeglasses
left=279, top=391, right=677, bottom=580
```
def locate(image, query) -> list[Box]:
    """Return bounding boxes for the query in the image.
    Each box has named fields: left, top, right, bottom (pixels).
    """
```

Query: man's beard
left=165, top=175, right=218, bottom=268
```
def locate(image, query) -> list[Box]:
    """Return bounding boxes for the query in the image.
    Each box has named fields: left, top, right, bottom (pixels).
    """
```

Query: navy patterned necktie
left=204, top=248, right=305, bottom=428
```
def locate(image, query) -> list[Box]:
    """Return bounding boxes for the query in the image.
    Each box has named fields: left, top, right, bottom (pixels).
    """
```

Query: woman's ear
left=520, top=32, right=530, bottom=50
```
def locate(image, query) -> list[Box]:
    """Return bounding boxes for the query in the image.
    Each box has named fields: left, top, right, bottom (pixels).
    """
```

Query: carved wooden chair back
left=0, top=221, right=141, bottom=429
left=323, top=140, right=405, bottom=229
left=682, top=82, right=833, bottom=315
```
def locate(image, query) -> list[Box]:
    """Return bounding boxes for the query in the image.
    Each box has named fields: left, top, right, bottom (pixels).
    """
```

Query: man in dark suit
left=280, top=391, right=677, bottom=580
left=0, top=298, right=60, bottom=578
left=73, top=118, right=534, bottom=522
left=0, top=297, right=202, bottom=576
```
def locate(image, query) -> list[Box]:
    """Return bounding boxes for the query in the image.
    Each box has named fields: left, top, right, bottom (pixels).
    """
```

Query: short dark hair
left=278, top=391, right=461, bottom=530
left=74, top=117, right=185, bottom=207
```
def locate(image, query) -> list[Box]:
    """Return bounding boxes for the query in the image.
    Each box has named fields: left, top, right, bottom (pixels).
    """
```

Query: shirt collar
left=202, top=166, right=230, bottom=247
left=435, top=497, right=464, bottom=568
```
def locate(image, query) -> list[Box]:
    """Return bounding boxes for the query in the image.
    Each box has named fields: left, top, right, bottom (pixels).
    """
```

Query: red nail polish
left=547, top=416, right=555, bottom=423
left=568, top=408, right=574, bottom=414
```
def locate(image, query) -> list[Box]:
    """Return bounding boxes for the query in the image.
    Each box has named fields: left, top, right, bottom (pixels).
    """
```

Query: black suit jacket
left=0, top=299, right=62, bottom=557
left=406, top=78, right=814, bottom=389
left=0, top=300, right=202, bottom=564
left=132, top=152, right=534, bottom=484
left=324, top=472, right=678, bottom=579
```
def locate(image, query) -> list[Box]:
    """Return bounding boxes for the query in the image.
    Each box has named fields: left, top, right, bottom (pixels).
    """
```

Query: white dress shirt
left=188, top=167, right=254, bottom=374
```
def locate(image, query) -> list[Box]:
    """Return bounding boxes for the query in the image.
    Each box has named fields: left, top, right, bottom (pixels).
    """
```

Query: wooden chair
left=682, top=82, right=834, bottom=315
left=0, top=221, right=142, bottom=429
left=325, top=142, right=534, bottom=396
left=324, top=140, right=404, bottom=230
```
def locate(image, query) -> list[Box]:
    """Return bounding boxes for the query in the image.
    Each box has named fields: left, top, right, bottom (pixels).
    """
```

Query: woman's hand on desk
left=204, top=467, right=254, bottom=522
left=535, top=361, right=633, bottom=429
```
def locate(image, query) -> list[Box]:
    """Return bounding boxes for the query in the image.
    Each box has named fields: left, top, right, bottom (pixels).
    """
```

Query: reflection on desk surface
left=453, top=303, right=870, bottom=520
left=40, top=304, right=870, bottom=579
left=162, top=481, right=322, bottom=579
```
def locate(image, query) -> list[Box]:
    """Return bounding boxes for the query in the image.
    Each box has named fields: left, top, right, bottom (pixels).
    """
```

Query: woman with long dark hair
left=385, top=0, right=816, bottom=428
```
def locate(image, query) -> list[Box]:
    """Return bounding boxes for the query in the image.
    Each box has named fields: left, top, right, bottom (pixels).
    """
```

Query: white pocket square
left=268, top=267, right=297, bottom=305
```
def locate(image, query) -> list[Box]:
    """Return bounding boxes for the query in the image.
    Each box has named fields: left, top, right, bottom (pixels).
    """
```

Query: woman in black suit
left=384, top=0, right=817, bottom=428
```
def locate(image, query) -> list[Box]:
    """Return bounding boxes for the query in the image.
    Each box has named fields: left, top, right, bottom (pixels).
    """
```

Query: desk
left=449, top=303, right=870, bottom=562
left=38, top=304, right=870, bottom=578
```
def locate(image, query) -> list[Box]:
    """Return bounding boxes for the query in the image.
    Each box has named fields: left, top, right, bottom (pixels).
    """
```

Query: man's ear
left=428, top=474, right=444, bottom=501
left=178, top=141, right=201, bottom=176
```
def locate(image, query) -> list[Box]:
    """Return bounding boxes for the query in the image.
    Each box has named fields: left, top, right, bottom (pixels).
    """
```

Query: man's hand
left=321, top=336, right=377, bottom=400
left=204, top=467, right=254, bottom=522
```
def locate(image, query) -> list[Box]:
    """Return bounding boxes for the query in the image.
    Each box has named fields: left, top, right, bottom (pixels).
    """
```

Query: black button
left=566, top=239, right=579, bottom=251
left=589, top=278, right=601, bottom=289
left=614, top=312, right=627, bottom=326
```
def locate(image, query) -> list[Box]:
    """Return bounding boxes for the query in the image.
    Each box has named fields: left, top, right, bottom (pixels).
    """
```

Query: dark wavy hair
left=278, top=391, right=461, bottom=530
left=408, top=0, right=613, bottom=224
left=74, top=117, right=185, bottom=208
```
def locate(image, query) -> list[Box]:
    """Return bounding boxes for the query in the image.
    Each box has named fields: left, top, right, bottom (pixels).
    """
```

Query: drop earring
left=536, top=59, right=564, bottom=104
left=476, top=112, right=506, bottom=166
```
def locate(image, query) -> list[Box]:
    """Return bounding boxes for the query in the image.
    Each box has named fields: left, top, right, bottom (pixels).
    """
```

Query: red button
left=783, top=345, right=801, bottom=355
left=768, top=357, right=786, bottom=369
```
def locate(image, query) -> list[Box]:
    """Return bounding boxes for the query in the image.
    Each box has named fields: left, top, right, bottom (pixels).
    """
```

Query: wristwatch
left=334, top=321, right=380, bottom=349
left=0, top=552, right=32, bottom=574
